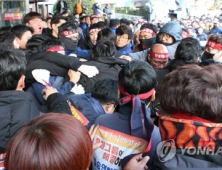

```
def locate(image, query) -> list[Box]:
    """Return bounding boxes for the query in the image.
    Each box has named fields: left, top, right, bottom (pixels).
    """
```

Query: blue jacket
left=210, top=27, right=222, bottom=35
left=80, top=23, right=88, bottom=38
left=66, top=94, right=105, bottom=130
left=116, top=43, right=132, bottom=54
left=32, top=76, right=74, bottom=104
left=65, top=47, right=92, bottom=60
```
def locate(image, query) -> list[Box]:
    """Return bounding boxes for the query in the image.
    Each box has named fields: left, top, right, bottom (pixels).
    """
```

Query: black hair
left=96, top=21, right=107, bottom=29
left=97, top=28, right=116, bottom=43
left=11, top=25, right=34, bottom=39
left=120, top=19, right=130, bottom=26
left=91, top=78, right=118, bottom=105
left=109, top=19, right=120, bottom=28
left=140, top=23, right=158, bottom=35
left=0, top=32, right=15, bottom=48
left=169, top=37, right=201, bottom=71
left=118, top=60, right=157, bottom=95
left=116, top=25, right=133, bottom=40
left=58, top=21, right=79, bottom=33
left=0, top=49, right=26, bottom=90
left=38, top=39, right=64, bottom=52
left=23, top=12, right=42, bottom=24
left=0, top=26, right=12, bottom=34
left=93, top=40, right=116, bottom=58
left=26, top=34, right=48, bottom=52
left=46, top=17, right=52, bottom=22
left=50, top=15, right=68, bottom=27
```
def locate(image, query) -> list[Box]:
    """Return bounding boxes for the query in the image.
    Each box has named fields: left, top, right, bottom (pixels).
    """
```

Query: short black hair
left=23, top=12, right=42, bottom=24
left=120, top=18, right=130, bottom=26
left=50, top=15, right=68, bottom=27
left=116, top=25, right=133, bottom=40
left=118, top=60, right=157, bottom=95
left=0, top=32, right=15, bottom=48
left=140, top=23, right=158, bottom=35
left=11, top=25, right=34, bottom=39
left=109, top=19, right=120, bottom=28
left=198, top=59, right=221, bottom=66
left=91, top=78, right=118, bottom=105
left=97, top=28, right=116, bottom=43
left=93, top=40, right=116, bottom=58
left=58, top=21, right=78, bottom=33
left=26, top=34, right=48, bottom=52
left=38, top=39, right=64, bottom=52
left=0, top=49, right=26, bottom=90
left=0, top=26, right=12, bottom=34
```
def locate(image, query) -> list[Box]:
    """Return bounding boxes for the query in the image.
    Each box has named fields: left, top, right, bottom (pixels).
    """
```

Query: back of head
left=91, top=78, right=118, bottom=105
left=116, top=25, right=133, bottom=40
left=159, top=64, right=222, bottom=123
left=11, top=24, right=34, bottom=39
left=118, top=60, right=157, bottom=95
left=93, top=40, right=116, bottom=58
left=38, top=39, right=64, bottom=52
left=0, top=32, right=15, bottom=47
left=109, top=19, right=120, bottom=28
left=23, top=12, right=42, bottom=24
left=0, top=49, right=26, bottom=91
left=26, top=34, right=48, bottom=52
left=5, top=113, right=93, bottom=170
left=174, top=37, right=201, bottom=63
left=97, top=28, right=116, bottom=43
left=50, top=15, right=68, bottom=28
left=120, top=18, right=130, bottom=26
left=0, top=26, right=12, bottom=34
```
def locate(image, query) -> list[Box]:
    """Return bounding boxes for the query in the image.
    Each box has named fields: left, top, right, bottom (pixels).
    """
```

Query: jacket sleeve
left=46, top=93, right=72, bottom=115
left=128, top=49, right=149, bottom=61
left=44, top=53, right=82, bottom=71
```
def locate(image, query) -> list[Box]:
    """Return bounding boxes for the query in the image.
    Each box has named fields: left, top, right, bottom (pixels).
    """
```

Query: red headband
left=89, top=28, right=101, bottom=33
left=61, top=30, right=78, bottom=36
left=182, top=30, right=190, bottom=37
left=46, top=46, right=64, bottom=52
left=150, top=51, right=169, bottom=60
left=206, top=41, right=222, bottom=50
left=140, top=28, right=156, bottom=35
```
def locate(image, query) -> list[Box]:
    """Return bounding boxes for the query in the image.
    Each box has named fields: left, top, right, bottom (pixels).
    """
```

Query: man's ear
left=148, top=55, right=151, bottom=61
left=194, top=58, right=199, bottom=64
left=16, top=75, right=25, bottom=91
left=151, top=90, right=156, bottom=102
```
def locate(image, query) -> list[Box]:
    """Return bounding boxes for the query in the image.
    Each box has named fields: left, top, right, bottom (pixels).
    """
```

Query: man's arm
left=43, top=87, right=72, bottom=115
left=128, top=49, right=149, bottom=61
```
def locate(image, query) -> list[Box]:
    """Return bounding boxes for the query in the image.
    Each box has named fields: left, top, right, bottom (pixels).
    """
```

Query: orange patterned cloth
left=159, top=113, right=222, bottom=150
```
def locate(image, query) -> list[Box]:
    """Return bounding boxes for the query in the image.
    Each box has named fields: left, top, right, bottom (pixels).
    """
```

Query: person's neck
left=52, top=31, right=58, bottom=38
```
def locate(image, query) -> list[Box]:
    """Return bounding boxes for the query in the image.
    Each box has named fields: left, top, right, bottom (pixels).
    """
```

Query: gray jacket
left=129, top=22, right=182, bottom=60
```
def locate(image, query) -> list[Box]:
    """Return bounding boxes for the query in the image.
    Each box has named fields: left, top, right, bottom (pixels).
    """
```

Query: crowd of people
left=0, top=1, right=222, bottom=169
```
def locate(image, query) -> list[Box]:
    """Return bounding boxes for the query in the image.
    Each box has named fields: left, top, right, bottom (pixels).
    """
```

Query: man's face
left=16, top=30, right=32, bottom=49
left=26, top=17, right=43, bottom=35
left=148, top=56, right=168, bottom=70
left=139, top=31, right=153, bottom=39
left=116, top=34, right=130, bottom=48
left=89, top=31, right=99, bottom=45
left=159, top=33, right=174, bottom=44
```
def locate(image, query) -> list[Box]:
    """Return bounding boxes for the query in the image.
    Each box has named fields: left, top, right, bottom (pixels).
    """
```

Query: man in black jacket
left=56, top=0, right=68, bottom=14
left=0, top=49, right=71, bottom=154
left=78, top=40, right=128, bottom=93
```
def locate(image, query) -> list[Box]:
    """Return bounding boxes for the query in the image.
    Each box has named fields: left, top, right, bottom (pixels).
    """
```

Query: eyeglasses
left=159, top=33, right=171, bottom=39
left=116, top=35, right=129, bottom=40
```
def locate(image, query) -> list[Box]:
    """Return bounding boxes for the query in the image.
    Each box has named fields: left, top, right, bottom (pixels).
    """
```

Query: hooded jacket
left=129, top=22, right=182, bottom=60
